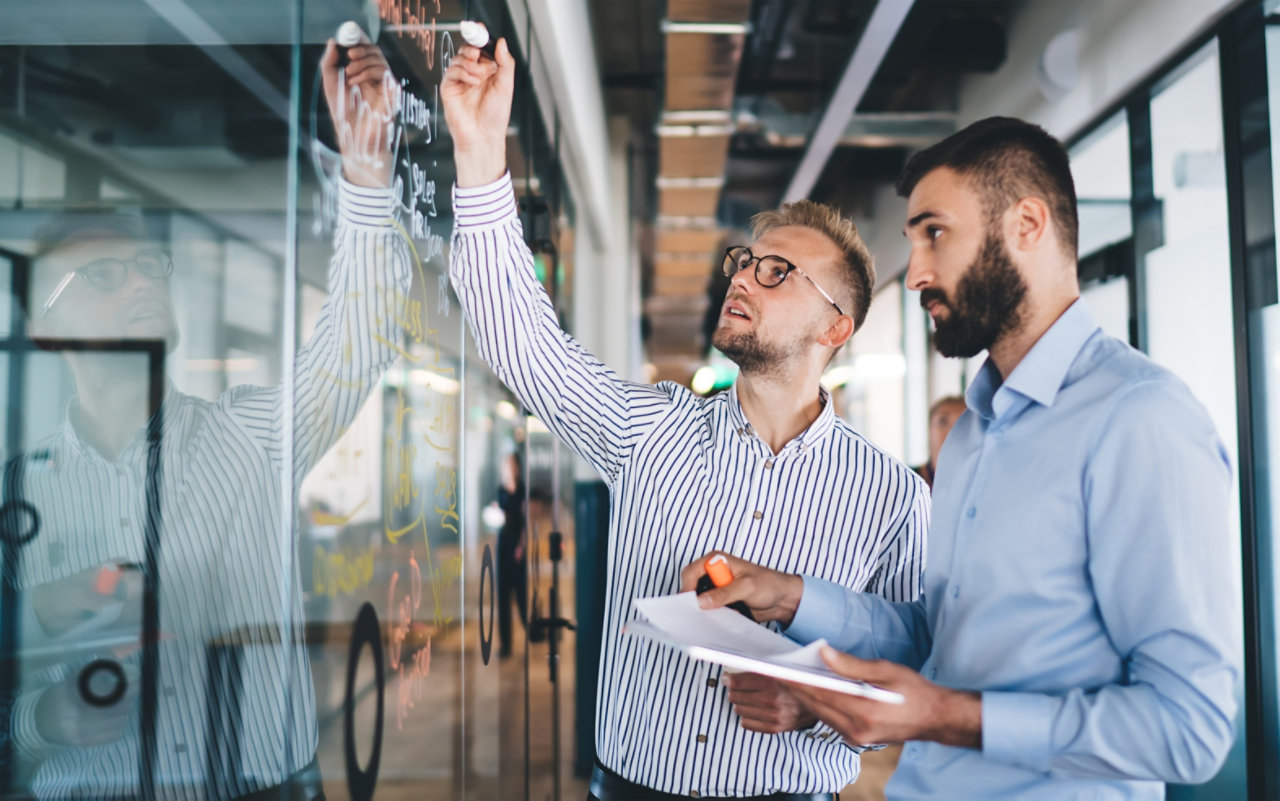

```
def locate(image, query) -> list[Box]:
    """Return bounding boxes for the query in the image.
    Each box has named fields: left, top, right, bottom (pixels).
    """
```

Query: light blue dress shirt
left=788, top=299, right=1242, bottom=800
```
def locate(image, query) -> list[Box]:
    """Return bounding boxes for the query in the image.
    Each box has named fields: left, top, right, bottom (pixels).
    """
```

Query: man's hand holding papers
left=626, top=592, right=904, bottom=706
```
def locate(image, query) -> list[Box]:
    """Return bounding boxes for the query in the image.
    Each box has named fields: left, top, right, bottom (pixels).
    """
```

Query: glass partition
left=0, top=1, right=575, bottom=798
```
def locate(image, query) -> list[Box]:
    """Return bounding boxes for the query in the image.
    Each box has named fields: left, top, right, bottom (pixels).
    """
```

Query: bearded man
left=688, top=116, right=1240, bottom=800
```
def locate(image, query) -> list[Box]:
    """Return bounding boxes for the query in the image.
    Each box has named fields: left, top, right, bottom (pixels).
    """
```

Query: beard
left=712, top=325, right=776, bottom=374
left=922, top=230, right=1027, bottom=358
left=712, top=315, right=808, bottom=376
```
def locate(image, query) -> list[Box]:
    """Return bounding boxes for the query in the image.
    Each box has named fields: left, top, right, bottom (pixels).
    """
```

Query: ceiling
left=589, top=0, right=1018, bottom=384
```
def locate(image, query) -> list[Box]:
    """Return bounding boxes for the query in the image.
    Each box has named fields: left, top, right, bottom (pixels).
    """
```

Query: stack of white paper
left=627, top=591, right=904, bottom=704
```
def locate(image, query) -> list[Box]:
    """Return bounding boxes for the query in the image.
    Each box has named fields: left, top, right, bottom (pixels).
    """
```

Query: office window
left=1146, top=40, right=1248, bottom=800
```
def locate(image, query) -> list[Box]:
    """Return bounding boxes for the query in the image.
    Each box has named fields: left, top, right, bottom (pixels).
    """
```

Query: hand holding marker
left=695, top=554, right=756, bottom=621
left=336, top=20, right=369, bottom=67
left=459, top=20, right=498, bottom=60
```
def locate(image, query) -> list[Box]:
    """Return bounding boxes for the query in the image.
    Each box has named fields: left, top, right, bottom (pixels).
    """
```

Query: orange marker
left=95, top=564, right=123, bottom=595
left=705, top=554, right=734, bottom=588
left=695, top=555, right=755, bottom=621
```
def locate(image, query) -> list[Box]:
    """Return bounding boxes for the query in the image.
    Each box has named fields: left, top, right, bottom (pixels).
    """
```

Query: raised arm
left=225, top=38, right=411, bottom=481
left=442, top=41, right=668, bottom=484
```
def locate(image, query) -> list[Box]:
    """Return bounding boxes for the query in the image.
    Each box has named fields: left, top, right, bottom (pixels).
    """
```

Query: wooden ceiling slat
left=655, top=258, right=716, bottom=279
left=659, top=135, right=730, bottom=178
left=655, top=228, right=724, bottom=254
left=654, top=275, right=711, bottom=295
left=664, top=33, right=744, bottom=110
left=646, top=295, right=710, bottom=315
left=666, top=0, right=752, bottom=23
left=658, top=186, right=722, bottom=217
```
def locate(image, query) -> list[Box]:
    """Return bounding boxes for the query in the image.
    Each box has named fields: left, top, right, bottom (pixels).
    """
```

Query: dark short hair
left=749, top=200, right=875, bottom=332
left=896, top=117, right=1078, bottom=257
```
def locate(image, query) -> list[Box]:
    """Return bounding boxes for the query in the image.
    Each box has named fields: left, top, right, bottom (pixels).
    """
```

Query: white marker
left=459, top=20, right=497, bottom=59
left=336, top=21, right=369, bottom=66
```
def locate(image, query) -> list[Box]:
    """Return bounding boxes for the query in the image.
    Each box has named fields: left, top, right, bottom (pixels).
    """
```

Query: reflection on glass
left=1070, top=113, right=1132, bottom=258
left=0, top=23, right=412, bottom=801
left=1146, top=41, right=1247, bottom=799
left=1080, top=277, right=1130, bottom=342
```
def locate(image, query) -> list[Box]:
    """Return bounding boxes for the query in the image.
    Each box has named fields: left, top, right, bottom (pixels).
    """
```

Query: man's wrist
left=778, top=573, right=805, bottom=626
left=339, top=149, right=394, bottom=189
left=455, top=146, right=507, bottom=187
left=927, top=688, right=982, bottom=749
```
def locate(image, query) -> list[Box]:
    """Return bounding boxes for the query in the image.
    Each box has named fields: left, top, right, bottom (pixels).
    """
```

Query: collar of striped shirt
left=720, top=383, right=836, bottom=454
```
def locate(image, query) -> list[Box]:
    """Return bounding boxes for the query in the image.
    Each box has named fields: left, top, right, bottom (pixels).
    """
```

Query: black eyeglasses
left=722, top=246, right=844, bottom=316
left=39, top=248, right=173, bottom=319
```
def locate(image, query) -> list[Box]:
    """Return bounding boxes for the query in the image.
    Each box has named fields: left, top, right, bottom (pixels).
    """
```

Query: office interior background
left=0, top=0, right=1278, bottom=798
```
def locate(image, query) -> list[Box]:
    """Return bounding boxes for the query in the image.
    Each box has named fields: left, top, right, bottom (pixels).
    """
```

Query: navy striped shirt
left=450, top=173, right=928, bottom=795
left=7, top=178, right=410, bottom=799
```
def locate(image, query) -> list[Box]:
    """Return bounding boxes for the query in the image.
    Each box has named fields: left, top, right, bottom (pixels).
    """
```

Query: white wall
left=957, top=0, right=1236, bottom=138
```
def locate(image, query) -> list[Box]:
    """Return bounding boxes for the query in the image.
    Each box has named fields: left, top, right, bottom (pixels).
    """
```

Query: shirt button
left=966, top=507, right=976, bottom=519
left=696, top=734, right=708, bottom=744
left=163, top=686, right=176, bottom=697
left=175, top=743, right=188, bottom=754
left=929, top=668, right=938, bottom=680
left=764, top=460, right=774, bottom=470
left=706, top=678, right=718, bottom=688
left=752, top=511, right=763, bottom=520
left=691, top=792, right=701, bottom=798
left=951, top=586, right=960, bottom=598
left=120, top=518, right=130, bottom=527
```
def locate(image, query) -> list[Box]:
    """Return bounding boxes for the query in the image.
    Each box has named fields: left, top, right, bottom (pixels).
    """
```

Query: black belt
left=589, top=760, right=836, bottom=801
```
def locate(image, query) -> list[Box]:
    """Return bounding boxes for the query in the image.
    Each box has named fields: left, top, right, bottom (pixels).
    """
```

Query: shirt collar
left=967, top=298, right=1099, bottom=420
left=724, top=382, right=835, bottom=450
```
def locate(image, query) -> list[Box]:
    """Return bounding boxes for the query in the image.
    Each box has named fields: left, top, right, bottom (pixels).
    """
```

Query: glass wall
left=0, top=1, right=575, bottom=799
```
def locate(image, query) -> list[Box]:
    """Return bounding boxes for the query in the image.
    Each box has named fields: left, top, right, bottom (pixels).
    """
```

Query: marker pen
left=695, top=554, right=756, bottom=621
left=459, top=20, right=497, bottom=60
left=336, top=20, right=370, bottom=67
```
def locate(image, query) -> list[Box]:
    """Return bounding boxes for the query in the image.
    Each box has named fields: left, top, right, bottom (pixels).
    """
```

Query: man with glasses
left=5, top=39, right=408, bottom=800
left=442, top=41, right=926, bottom=800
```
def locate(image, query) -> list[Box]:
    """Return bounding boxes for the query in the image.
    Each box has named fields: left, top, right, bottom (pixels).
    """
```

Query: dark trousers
left=497, top=539, right=527, bottom=654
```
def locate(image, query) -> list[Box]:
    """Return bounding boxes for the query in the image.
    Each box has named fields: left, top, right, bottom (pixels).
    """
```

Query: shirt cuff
left=981, top=691, right=1056, bottom=773
left=786, top=575, right=849, bottom=645
left=11, top=688, right=57, bottom=761
left=452, top=171, right=518, bottom=230
left=339, top=177, right=396, bottom=229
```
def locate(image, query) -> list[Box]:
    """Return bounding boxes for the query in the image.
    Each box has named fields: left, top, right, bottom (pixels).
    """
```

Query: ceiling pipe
left=781, top=0, right=917, bottom=204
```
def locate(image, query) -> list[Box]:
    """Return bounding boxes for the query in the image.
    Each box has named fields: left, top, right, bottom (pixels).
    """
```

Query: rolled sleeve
left=981, top=691, right=1057, bottom=774
left=338, top=177, right=396, bottom=229
left=452, top=171, right=518, bottom=231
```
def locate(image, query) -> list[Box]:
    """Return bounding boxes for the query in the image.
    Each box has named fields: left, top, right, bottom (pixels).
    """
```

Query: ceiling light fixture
left=660, top=21, right=752, bottom=35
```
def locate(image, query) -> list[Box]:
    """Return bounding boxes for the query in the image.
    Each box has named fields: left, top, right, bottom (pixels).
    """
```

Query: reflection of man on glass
left=443, top=42, right=927, bottom=799
left=4, top=39, right=409, bottom=799
left=494, top=451, right=527, bottom=659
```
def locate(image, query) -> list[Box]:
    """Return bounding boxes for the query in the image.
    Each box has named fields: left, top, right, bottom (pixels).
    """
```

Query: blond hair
left=749, top=200, right=875, bottom=331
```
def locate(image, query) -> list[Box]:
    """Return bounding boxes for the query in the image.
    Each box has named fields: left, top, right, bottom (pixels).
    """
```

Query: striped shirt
left=450, top=173, right=928, bottom=796
left=7, top=178, right=410, bottom=800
